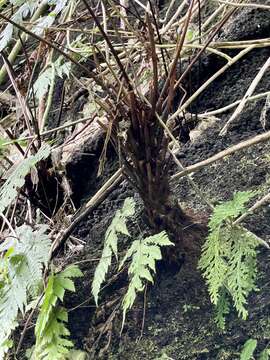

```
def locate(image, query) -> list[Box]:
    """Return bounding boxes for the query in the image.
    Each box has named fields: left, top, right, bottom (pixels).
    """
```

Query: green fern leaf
left=121, top=231, right=173, bottom=327
left=92, top=197, right=135, bottom=305
left=240, top=339, right=257, bottom=360
left=0, top=224, right=51, bottom=357
left=33, top=58, right=71, bottom=99
left=209, top=191, right=255, bottom=230
left=214, top=289, right=230, bottom=330
left=226, top=228, right=258, bottom=319
left=36, top=307, right=73, bottom=360
left=259, top=349, right=270, bottom=360
left=0, top=143, right=51, bottom=214
left=34, top=265, right=83, bottom=360
left=199, top=191, right=260, bottom=327
left=198, top=225, right=228, bottom=305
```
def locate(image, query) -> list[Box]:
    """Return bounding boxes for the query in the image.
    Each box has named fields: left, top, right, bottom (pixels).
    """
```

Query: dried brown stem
left=171, top=130, right=270, bottom=181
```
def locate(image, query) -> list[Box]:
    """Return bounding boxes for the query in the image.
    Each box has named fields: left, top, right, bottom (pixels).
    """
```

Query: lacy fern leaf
left=240, top=339, right=258, bottom=360
left=208, top=191, right=255, bottom=229
left=0, top=224, right=51, bottom=357
left=33, top=58, right=71, bottom=99
left=0, top=143, right=51, bottom=214
left=34, top=265, right=83, bottom=360
left=92, top=197, right=135, bottom=305
left=120, top=231, right=174, bottom=326
left=199, top=191, right=260, bottom=327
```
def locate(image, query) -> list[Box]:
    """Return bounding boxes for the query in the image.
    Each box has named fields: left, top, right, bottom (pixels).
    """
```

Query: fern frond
left=120, top=231, right=173, bottom=326
left=226, top=227, right=258, bottom=319
left=15, top=225, right=51, bottom=283
left=215, top=289, right=230, bottom=330
left=198, top=225, right=228, bottom=305
left=0, top=224, right=51, bottom=357
left=92, top=197, right=135, bottom=305
left=240, top=339, right=258, bottom=360
left=33, top=58, right=71, bottom=99
left=208, top=191, right=255, bottom=231
left=199, top=191, right=260, bottom=327
left=34, top=265, right=83, bottom=360
left=35, top=307, right=73, bottom=360
left=0, top=143, right=51, bottom=214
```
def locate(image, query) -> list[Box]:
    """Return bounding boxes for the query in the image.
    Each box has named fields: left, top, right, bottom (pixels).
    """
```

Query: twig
left=49, top=168, right=123, bottom=259
left=2, top=115, right=96, bottom=145
left=101, top=1, right=109, bottom=62
left=160, top=0, right=188, bottom=34
left=212, top=38, right=270, bottom=49
left=220, top=55, right=270, bottom=135
left=0, top=12, right=109, bottom=95
left=15, top=295, right=43, bottom=355
left=171, top=130, right=270, bottom=180
left=198, top=91, right=270, bottom=117
left=81, top=0, right=133, bottom=92
left=157, top=0, right=195, bottom=110
left=0, top=212, right=17, bottom=237
left=168, top=45, right=255, bottom=123
left=216, top=0, right=270, bottom=10
left=40, top=63, right=56, bottom=132
left=1, top=53, right=33, bottom=135
left=234, top=192, right=270, bottom=226
left=169, top=148, right=214, bottom=210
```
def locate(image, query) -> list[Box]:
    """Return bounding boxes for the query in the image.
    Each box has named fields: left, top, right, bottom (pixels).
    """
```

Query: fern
left=198, top=191, right=260, bottom=327
left=259, top=349, right=270, bottom=360
left=119, top=231, right=174, bottom=326
left=33, top=57, right=71, bottom=99
left=240, top=339, right=257, bottom=360
left=0, top=143, right=51, bottom=214
left=215, top=288, right=230, bottom=329
left=0, top=224, right=51, bottom=358
left=33, top=265, right=83, bottom=360
left=92, top=197, right=135, bottom=305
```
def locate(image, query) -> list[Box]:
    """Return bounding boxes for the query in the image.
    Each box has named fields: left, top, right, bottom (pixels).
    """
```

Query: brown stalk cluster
left=81, top=0, right=232, bottom=257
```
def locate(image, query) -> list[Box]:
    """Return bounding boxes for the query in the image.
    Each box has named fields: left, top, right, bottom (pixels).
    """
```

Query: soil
left=54, top=5, right=270, bottom=360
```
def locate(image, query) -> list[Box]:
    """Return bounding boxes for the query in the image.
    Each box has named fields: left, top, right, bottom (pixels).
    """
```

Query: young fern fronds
left=0, top=143, right=51, bottom=214
left=0, top=224, right=51, bottom=357
left=198, top=191, right=261, bottom=328
left=92, top=197, right=135, bottom=305
left=119, top=231, right=174, bottom=327
left=34, top=265, right=83, bottom=360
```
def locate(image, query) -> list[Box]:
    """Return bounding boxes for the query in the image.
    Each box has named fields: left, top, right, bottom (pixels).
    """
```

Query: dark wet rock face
left=59, top=5, right=270, bottom=360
